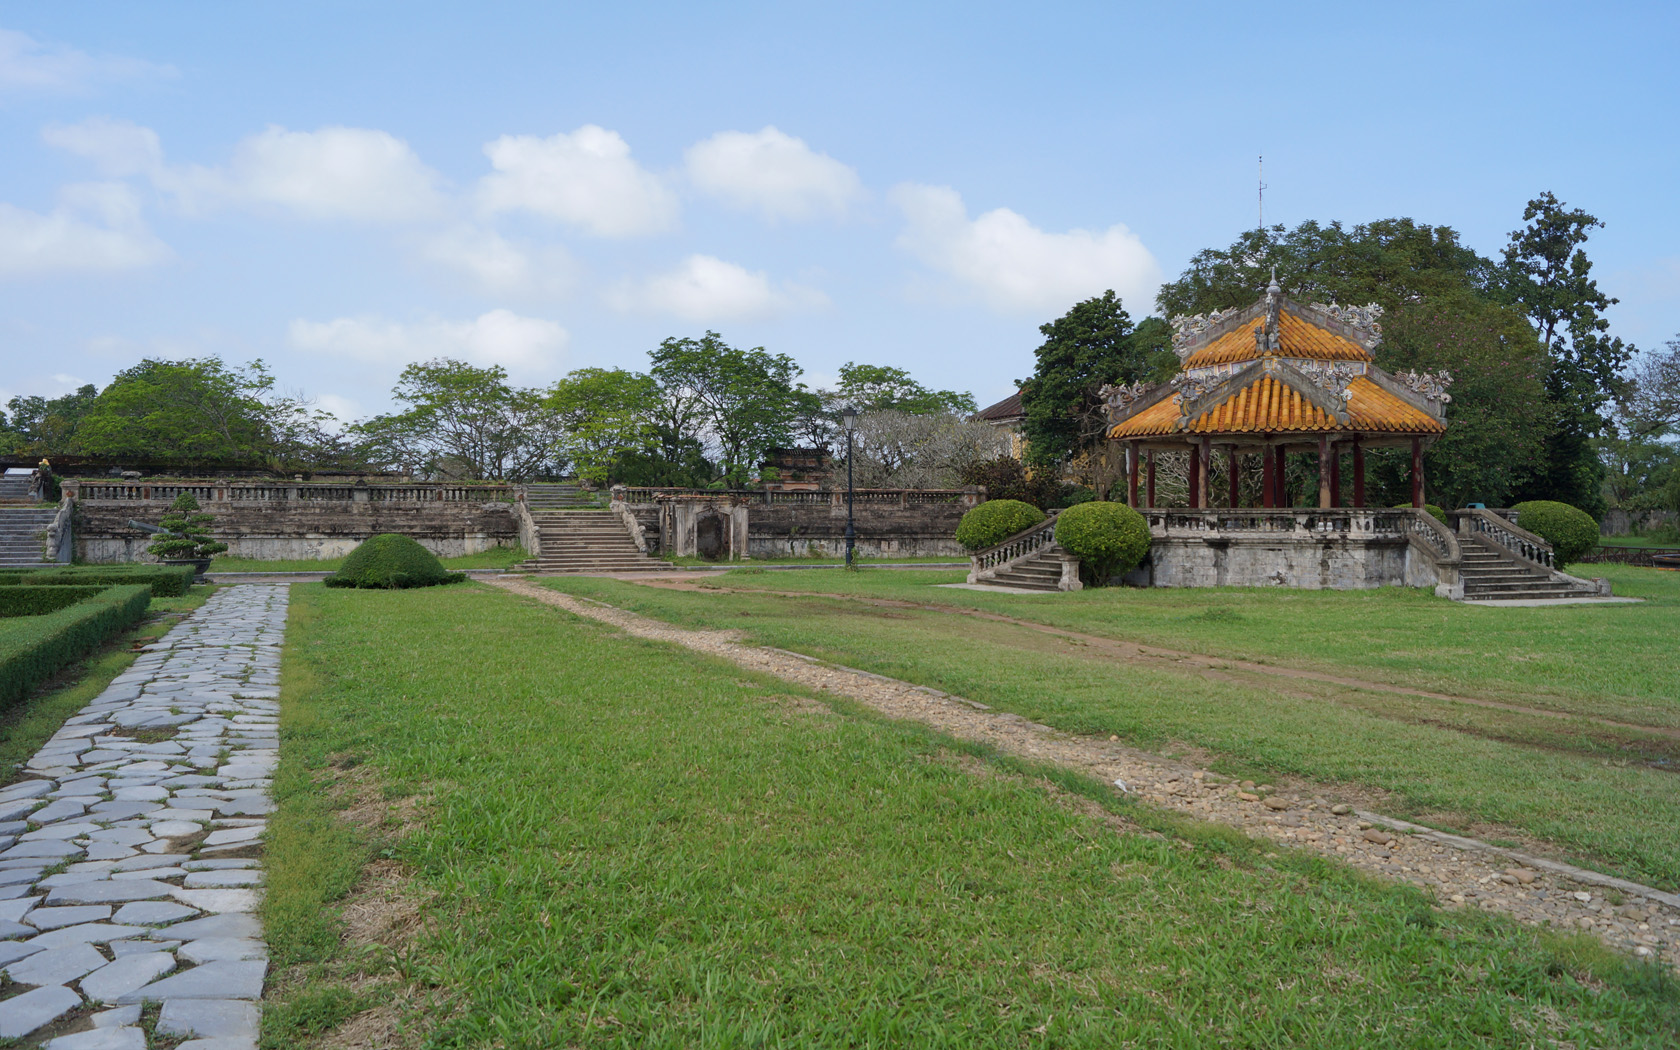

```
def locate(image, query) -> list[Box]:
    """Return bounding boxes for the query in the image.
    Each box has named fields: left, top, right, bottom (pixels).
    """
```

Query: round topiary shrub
left=323, top=534, right=465, bottom=589
left=1510, top=500, right=1599, bottom=566
left=955, top=499, right=1046, bottom=551
left=1054, top=501, right=1151, bottom=583
left=1392, top=503, right=1449, bottom=525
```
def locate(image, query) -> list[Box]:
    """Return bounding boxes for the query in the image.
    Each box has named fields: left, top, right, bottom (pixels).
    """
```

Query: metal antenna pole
left=1258, top=154, right=1265, bottom=229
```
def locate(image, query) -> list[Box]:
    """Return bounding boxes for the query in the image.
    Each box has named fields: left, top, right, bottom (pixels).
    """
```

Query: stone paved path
left=0, top=585, right=285, bottom=1049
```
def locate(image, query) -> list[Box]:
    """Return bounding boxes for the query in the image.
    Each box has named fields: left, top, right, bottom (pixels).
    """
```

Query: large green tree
left=5, top=384, right=101, bottom=455
left=353, top=359, right=560, bottom=481
left=649, top=332, right=819, bottom=483
left=71, top=359, right=290, bottom=463
left=829, top=363, right=975, bottom=415
left=1018, top=290, right=1168, bottom=469
left=545, top=368, right=661, bottom=484
left=1499, top=192, right=1634, bottom=519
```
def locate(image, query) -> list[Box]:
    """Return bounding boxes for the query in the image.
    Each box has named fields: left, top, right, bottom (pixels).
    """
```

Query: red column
left=1126, top=442, right=1140, bottom=508
left=1187, top=443, right=1201, bottom=509
left=1261, top=446, right=1276, bottom=508
left=1145, top=451, right=1156, bottom=509
left=1353, top=439, right=1366, bottom=508
left=1317, top=434, right=1332, bottom=509
left=1411, top=437, right=1425, bottom=508
left=1227, top=447, right=1240, bottom=508
left=1329, top=443, right=1342, bottom=507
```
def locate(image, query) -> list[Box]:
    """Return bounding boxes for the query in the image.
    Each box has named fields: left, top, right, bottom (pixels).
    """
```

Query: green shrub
left=0, top=586, right=107, bottom=618
left=1392, top=503, right=1448, bottom=525
left=0, top=584, right=150, bottom=709
left=5, top=565, right=194, bottom=597
left=323, top=534, right=465, bottom=589
left=955, top=500, right=1046, bottom=552
left=147, top=493, right=229, bottom=561
left=1054, top=501, right=1151, bottom=583
left=1511, top=500, right=1600, bottom=566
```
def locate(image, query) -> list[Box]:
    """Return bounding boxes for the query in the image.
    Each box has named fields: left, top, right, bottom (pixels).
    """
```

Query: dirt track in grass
left=624, top=575, right=1680, bottom=742
left=489, top=575, right=1680, bottom=971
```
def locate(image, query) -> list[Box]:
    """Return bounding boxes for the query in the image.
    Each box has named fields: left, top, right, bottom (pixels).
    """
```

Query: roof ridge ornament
left=1308, top=300, right=1385, bottom=341
left=1169, top=306, right=1240, bottom=360
left=1396, top=368, right=1454, bottom=404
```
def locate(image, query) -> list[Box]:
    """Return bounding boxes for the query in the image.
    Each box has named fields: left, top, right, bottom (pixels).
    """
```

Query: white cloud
left=0, top=181, right=170, bottom=277
left=608, top=254, right=828, bottom=322
left=43, top=117, right=163, bottom=177
left=288, top=309, right=568, bottom=374
left=477, top=125, right=677, bottom=237
left=684, top=126, right=863, bottom=221
left=173, top=125, right=447, bottom=223
left=889, top=183, right=1160, bottom=314
left=313, top=393, right=363, bottom=423
left=0, top=27, right=175, bottom=93
left=417, top=225, right=577, bottom=298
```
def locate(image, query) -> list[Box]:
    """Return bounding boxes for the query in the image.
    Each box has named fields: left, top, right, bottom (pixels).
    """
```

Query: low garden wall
left=613, top=487, right=980, bottom=560
left=67, top=481, right=519, bottom=562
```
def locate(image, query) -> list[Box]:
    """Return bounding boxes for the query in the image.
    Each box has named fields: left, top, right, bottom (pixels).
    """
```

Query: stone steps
left=982, top=547, right=1067, bottom=592
left=518, top=504, right=663, bottom=573
left=0, top=507, right=56, bottom=566
left=1458, top=535, right=1600, bottom=601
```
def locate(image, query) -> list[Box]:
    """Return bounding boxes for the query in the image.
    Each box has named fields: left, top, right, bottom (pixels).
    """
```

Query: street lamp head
left=841, top=405, right=859, bottom=433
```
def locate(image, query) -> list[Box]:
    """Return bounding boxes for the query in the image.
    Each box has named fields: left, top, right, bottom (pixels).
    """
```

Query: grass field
left=679, top=563, right=1680, bottom=727
left=1598, top=535, right=1680, bottom=549
left=538, top=567, right=1680, bottom=890
left=268, top=581, right=1679, bottom=1047
left=209, top=545, right=530, bottom=573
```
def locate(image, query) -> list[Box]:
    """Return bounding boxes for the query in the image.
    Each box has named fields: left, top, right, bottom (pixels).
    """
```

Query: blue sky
left=1, top=1, right=1675, bottom=422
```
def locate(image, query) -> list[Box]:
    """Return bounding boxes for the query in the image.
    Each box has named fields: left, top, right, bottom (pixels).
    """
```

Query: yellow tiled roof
left=1182, top=309, right=1372, bottom=368
left=1109, top=376, right=1444, bottom=439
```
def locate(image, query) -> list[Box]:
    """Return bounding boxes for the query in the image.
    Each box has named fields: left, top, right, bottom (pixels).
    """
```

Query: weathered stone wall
left=74, top=498, right=519, bottom=563
left=623, top=498, right=969, bottom=559
left=1123, top=535, right=1419, bottom=590
left=745, top=502, right=967, bottom=558
left=1602, top=509, right=1675, bottom=536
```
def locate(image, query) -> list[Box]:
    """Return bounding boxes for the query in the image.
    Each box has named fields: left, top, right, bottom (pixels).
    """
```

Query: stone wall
left=745, top=502, right=968, bottom=558
left=1603, top=509, right=1675, bottom=536
left=74, top=498, right=519, bottom=562
left=619, top=494, right=972, bottom=560
left=1123, top=535, right=1417, bottom=590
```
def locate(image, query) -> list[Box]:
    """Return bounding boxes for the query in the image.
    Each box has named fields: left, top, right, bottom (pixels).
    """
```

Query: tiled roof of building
left=1110, top=375, right=1445, bottom=438
left=976, top=390, right=1025, bottom=422
left=1183, top=309, right=1373, bottom=368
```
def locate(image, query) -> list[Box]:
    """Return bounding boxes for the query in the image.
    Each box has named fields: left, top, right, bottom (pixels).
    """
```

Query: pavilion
left=1105, top=276, right=1451, bottom=510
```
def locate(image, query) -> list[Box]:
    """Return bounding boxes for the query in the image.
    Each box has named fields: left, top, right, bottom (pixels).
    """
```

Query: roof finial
left=1267, top=266, right=1281, bottom=299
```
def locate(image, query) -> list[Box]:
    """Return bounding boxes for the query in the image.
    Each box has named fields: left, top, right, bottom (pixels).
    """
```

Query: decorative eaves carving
left=1396, top=368, right=1454, bottom=404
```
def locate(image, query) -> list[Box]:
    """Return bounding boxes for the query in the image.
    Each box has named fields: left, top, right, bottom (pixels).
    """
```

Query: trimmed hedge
left=0, top=584, right=151, bottom=709
left=0, top=564, right=194, bottom=597
left=955, top=500, right=1046, bottom=552
left=0, top=586, right=107, bottom=618
left=324, top=534, right=465, bottom=589
left=1054, top=501, right=1152, bottom=583
left=1512, top=500, right=1600, bottom=566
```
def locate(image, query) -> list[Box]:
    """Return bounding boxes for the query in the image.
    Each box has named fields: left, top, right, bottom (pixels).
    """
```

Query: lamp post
left=842, top=405, right=858, bottom=569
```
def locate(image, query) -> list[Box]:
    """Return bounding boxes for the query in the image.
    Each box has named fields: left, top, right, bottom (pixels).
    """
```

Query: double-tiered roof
left=1105, top=277, right=1452, bottom=509
left=1108, top=279, right=1448, bottom=444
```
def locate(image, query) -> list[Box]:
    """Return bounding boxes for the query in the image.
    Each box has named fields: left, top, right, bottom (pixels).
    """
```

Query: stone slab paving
left=0, top=585, right=286, bottom=1049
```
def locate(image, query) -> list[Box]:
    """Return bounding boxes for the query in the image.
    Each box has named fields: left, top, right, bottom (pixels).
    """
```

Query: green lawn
left=540, top=570, right=1680, bottom=890
left=268, top=581, right=1679, bottom=1047
left=209, top=544, right=529, bottom=573
left=1599, top=535, right=1680, bottom=549
left=685, top=563, right=1680, bottom=729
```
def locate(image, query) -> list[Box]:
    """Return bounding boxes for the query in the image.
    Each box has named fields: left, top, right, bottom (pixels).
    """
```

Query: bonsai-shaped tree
left=147, top=493, right=229, bottom=562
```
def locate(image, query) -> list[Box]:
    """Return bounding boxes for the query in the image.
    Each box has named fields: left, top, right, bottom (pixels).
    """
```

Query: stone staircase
left=518, top=484, right=664, bottom=573
left=1458, top=535, right=1602, bottom=600
left=0, top=472, right=34, bottom=501
left=983, top=545, right=1071, bottom=591
left=525, top=482, right=602, bottom=510
left=0, top=508, right=56, bottom=567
